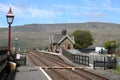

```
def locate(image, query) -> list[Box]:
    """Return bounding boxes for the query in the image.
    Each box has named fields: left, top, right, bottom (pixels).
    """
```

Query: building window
left=67, top=44, right=71, bottom=50
left=62, top=44, right=65, bottom=50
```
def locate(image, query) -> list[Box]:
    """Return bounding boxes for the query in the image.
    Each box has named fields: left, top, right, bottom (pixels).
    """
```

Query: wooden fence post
left=93, top=60, right=95, bottom=69
left=104, top=57, right=106, bottom=70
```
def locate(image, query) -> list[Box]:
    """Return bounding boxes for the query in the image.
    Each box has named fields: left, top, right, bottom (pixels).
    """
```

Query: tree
left=104, top=40, right=118, bottom=49
left=72, top=30, right=93, bottom=49
left=104, top=40, right=118, bottom=54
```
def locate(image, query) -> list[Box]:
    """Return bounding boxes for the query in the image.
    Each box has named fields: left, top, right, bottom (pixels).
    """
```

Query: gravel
left=85, top=68, right=120, bottom=80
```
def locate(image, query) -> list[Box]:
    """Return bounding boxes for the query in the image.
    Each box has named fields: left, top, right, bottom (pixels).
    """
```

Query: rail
left=28, top=50, right=91, bottom=80
left=28, top=50, right=108, bottom=80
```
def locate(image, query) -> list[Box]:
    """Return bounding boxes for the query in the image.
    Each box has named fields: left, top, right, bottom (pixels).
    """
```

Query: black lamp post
left=6, top=7, right=14, bottom=72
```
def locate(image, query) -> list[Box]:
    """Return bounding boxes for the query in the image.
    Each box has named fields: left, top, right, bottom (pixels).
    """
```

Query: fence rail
left=93, top=57, right=116, bottom=70
left=73, top=55, right=89, bottom=66
left=62, top=49, right=89, bottom=66
left=0, top=47, right=7, bottom=72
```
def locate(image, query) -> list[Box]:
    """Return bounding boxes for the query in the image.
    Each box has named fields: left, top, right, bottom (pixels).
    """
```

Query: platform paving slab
left=15, top=66, right=51, bottom=80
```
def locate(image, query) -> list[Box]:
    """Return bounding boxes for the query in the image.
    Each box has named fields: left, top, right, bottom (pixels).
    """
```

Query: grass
left=114, top=65, right=120, bottom=75
left=114, top=57, right=120, bottom=75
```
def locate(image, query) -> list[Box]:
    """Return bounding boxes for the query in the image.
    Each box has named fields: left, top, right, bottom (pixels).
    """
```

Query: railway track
left=75, top=69, right=108, bottom=80
left=28, top=50, right=90, bottom=80
left=27, top=50, right=109, bottom=80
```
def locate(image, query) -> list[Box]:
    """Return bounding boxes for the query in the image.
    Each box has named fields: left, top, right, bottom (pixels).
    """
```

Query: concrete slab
left=15, top=66, right=52, bottom=80
left=37, top=50, right=84, bottom=67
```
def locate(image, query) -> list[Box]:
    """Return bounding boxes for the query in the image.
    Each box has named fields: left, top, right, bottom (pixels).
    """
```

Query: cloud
left=102, top=0, right=112, bottom=7
left=102, top=0, right=120, bottom=12
left=0, top=24, right=6, bottom=28
left=0, top=3, right=58, bottom=18
left=87, top=12, right=106, bottom=17
left=54, top=5, right=75, bottom=10
left=0, top=3, right=9, bottom=12
left=82, top=0, right=97, bottom=6
left=71, top=11, right=106, bottom=18
left=106, top=7, right=120, bottom=12
left=53, top=5, right=76, bottom=15
left=80, top=0, right=120, bottom=12
left=27, top=7, right=55, bottom=18
left=80, top=6, right=100, bottom=10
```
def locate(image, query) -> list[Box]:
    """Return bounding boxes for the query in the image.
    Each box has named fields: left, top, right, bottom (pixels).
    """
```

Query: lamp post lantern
left=6, top=7, right=14, bottom=72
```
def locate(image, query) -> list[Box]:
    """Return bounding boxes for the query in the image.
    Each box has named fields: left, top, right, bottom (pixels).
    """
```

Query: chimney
left=61, top=29, right=67, bottom=35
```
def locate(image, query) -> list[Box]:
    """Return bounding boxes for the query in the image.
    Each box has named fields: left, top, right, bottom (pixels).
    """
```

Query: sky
left=0, top=0, right=120, bottom=28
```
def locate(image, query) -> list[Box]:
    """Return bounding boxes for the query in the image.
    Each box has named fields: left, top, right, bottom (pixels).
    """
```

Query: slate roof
left=49, top=34, right=75, bottom=44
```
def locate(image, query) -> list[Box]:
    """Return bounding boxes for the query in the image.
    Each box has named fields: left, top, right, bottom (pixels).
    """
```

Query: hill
left=0, top=22, right=120, bottom=49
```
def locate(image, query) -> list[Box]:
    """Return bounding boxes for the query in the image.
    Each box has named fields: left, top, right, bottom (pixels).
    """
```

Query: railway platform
left=15, top=66, right=51, bottom=80
left=0, top=66, right=52, bottom=80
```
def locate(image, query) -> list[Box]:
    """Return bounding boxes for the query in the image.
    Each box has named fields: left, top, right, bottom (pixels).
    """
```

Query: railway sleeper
left=42, top=66, right=84, bottom=70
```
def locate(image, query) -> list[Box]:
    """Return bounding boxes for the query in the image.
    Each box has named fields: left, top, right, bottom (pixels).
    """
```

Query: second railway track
left=27, top=50, right=109, bottom=80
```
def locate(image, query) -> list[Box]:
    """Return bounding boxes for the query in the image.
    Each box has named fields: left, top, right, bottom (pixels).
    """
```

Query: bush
left=114, top=65, right=120, bottom=74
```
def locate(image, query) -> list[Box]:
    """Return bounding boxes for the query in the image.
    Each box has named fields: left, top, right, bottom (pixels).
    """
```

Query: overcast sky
left=0, top=0, right=120, bottom=27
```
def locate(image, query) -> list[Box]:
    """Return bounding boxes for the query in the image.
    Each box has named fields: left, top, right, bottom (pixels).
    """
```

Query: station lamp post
left=6, top=7, right=14, bottom=72
left=14, top=37, right=19, bottom=59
